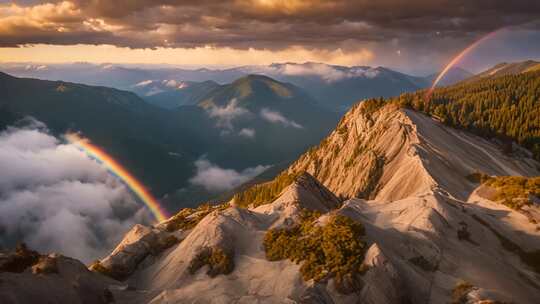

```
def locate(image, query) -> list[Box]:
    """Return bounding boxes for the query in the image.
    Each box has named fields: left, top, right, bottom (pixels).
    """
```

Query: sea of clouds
left=0, top=118, right=152, bottom=262
left=189, top=157, right=269, bottom=192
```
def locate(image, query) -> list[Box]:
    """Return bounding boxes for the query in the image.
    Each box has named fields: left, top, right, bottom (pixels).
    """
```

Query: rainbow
left=425, top=29, right=503, bottom=100
left=65, top=133, right=169, bottom=223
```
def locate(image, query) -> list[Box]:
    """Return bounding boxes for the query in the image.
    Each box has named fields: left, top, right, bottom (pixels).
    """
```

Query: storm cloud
left=1, top=1, right=539, bottom=50
left=0, top=1, right=539, bottom=74
left=0, top=119, right=152, bottom=262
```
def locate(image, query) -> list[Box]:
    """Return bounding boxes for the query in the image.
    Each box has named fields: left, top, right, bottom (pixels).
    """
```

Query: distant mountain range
left=144, top=80, right=220, bottom=109
left=237, top=63, right=432, bottom=111
left=0, top=72, right=338, bottom=210
left=425, top=66, right=474, bottom=87
left=464, top=60, right=540, bottom=83
left=0, top=62, right=473, bottom=112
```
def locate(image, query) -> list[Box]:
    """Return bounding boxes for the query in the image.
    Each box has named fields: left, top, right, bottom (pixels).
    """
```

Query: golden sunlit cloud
left=0, top=0, right=537, bottom=74
left=252, top=0, right=313, bottom=13
left=0, top=44, right=374, bottom=67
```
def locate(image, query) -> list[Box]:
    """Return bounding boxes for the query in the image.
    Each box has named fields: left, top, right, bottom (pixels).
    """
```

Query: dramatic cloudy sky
left=0, top=0, right=539, bottom=73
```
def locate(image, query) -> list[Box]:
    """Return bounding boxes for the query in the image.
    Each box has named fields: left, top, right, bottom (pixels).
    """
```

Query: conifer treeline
left=382, top=71, right=540, bottom=159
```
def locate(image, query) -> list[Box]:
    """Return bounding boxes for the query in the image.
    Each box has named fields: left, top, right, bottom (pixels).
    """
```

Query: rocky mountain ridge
left=465, top=60, right=540, bottom=83
left=2, top=102, right=540, bottom=304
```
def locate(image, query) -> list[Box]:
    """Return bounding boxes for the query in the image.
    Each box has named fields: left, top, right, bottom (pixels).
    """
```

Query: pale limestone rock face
left=253, top=172, right=340, bottom=229
left=4, top=103, right=540, bottom=304
left=287, top=103, right=434, bottom=201
left=101, top=224, right=158, bottom=268
left=94, top=224, right=179, bottom=280
left=340, top=189, right=540, bottom=304
left=287, top=103, right=538, bottom=201
left=358, top=244, right=404, bottom=304
left=134, top=206, right=309, bottom=303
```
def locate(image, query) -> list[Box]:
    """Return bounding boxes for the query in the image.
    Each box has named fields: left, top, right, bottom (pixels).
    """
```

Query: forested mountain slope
left=0, top=72, right=338, bottom=209
left=465, top=60, right=540, bottom=83
left=0, top=72, right=210, bottom=197
left=391, top=70, right=540, bottom=160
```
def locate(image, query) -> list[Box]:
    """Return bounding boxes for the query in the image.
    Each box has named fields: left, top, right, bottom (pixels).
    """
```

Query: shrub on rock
left=188, top=247, right=235, bottom=277
left=263, top=211, right=367, bottom=285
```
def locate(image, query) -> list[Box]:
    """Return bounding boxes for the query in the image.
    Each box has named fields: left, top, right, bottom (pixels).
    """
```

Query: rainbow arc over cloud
left=66, top=133, right=169, bottom=223
left=425, top=29, right=503, bottom=101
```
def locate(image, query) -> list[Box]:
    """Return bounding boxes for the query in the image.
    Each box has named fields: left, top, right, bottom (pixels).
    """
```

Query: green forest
left=377, top=70, right=540, bottom=159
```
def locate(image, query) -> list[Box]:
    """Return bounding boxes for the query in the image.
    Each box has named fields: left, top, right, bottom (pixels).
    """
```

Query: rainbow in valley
left=425, top=29, right=503, bottom=101
left=65, top=133, right=169, bottom=223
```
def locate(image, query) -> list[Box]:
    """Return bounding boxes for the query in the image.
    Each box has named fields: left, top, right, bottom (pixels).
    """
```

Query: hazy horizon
left=1, top=1, right=539, bottom=75
left=2, top=57, right=540, bottom=77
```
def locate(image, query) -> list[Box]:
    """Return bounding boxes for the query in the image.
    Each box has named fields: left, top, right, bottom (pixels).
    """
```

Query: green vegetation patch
left=397, top=70, right=540, bottom=160
left=232, top=172, right=302, bottom=208
left=466, top=173, right=540, bottom=210
left=268, top=81, right=292, bottom=98
left=360, top=97, right=387, bottom=115
left=484, top=176, right=540, bottom=210
left=263, top=211, right=367, bottom=284
left=165, top=203, right=228, bottom=232
left=188, top=247, right=235, bottom=277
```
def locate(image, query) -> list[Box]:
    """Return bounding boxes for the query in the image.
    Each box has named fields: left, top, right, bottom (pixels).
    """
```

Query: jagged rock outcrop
left=253, top=172, right=341, bottom=229
left=357, top=244, right=404, bottom=304
left=89, top=224, right=180, bottom=280
left=287, top=102, right=538, bottom=201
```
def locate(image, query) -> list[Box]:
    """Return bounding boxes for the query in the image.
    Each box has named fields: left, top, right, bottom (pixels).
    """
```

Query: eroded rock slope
left=2, top=102, right=539, bottom=304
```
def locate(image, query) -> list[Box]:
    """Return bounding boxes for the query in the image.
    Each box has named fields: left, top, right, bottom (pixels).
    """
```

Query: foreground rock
left=89, top=224, right=180, bottom=280
left=0, top=251, right=118, bottom=304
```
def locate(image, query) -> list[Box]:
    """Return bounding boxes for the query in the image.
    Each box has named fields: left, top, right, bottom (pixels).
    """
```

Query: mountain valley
left=2, top=68, right=539, bottom=304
